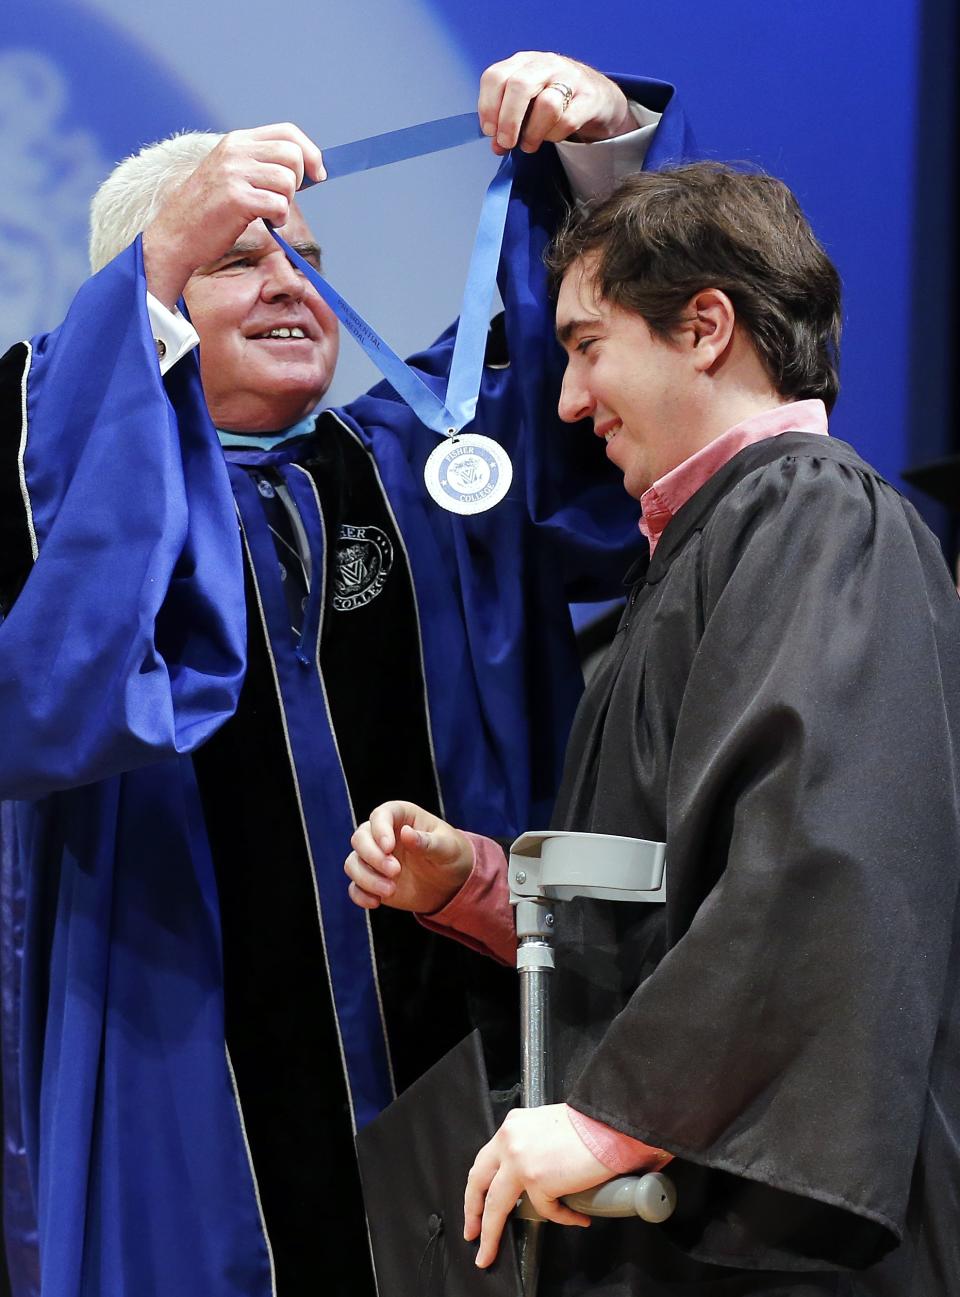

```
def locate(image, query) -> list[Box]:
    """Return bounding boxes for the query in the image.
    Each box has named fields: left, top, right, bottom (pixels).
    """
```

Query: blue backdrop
left=1, top=0, right=956, bottom=535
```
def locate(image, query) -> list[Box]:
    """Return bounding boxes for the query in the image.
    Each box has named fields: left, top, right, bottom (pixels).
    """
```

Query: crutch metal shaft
left=515, top=903, right=556, bottom=1294
left=509, top=832, right=679, bottom=1296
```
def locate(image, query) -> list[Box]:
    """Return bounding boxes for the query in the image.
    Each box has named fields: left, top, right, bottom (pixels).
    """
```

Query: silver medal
left=423, top=434, right=513, bottom=515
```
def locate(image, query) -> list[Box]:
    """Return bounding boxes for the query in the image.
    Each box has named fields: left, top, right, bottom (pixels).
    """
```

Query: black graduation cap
left=901, top=454, right=960, bottom=512
left=356, top=1030, right=523, bottom=1297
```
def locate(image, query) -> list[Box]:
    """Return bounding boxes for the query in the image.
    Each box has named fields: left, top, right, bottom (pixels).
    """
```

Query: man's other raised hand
left=142, top=124, right=325, bottom=309
left=478, top=51, right=635, bottom=155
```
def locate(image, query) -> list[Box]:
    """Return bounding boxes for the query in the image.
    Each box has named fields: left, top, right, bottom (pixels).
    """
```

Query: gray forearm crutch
left=507, top=832, right=678, bottom=1296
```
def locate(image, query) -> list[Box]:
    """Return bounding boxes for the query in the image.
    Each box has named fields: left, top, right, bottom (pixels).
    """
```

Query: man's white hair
left=88, top=131, right=223, bottom=273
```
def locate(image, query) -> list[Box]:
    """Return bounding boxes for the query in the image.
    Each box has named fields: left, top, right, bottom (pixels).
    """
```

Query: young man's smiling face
left=555, top=256, right=695, bottom=501
left=183, top=204, right=340, bottom=434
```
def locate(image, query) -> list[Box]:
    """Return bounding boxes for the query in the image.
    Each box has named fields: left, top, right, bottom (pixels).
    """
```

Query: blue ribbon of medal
left=301, top=111, right=484, bottom=187
left=267, top=114, right=517, bottom=513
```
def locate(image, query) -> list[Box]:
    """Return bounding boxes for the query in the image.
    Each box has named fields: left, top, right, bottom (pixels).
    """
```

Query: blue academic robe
left=0, top=79, right=694, bottom=1296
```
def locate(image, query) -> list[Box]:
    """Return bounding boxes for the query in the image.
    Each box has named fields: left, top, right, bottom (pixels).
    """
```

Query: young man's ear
left=679, top=288, right=736, bottom=372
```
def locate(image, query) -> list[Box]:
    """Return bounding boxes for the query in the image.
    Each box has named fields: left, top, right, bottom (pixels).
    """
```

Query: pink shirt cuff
left=566, top=1106, right=673, bottom=1174
left=416, top=832, right=516, bottom=966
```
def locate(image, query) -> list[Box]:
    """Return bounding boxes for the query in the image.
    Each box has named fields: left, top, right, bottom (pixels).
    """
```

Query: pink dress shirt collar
left=639, top=399, right=829, bottom=555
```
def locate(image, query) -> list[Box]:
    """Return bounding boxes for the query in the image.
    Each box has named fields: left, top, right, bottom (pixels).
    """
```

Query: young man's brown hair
left=546, top=162, right=842, bottom=411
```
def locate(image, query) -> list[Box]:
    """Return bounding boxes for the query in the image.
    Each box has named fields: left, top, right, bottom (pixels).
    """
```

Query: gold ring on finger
left=546, top=81, right=574, bottom=114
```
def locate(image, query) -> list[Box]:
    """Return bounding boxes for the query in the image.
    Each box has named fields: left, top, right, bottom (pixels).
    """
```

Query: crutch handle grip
left=563, top=1171, right=677, bottom=1223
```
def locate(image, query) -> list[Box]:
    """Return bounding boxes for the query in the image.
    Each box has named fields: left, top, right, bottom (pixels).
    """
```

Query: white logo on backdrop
left=0, top=50, right=110, bottom=341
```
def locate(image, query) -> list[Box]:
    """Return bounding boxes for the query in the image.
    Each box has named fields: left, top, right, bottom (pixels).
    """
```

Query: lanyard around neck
left=268, top=114, right=515, bottom=441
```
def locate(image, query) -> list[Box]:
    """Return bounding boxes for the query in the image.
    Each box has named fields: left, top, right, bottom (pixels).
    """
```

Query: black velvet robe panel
left=542, top=433, right=960, bottom=1295
left=193, top=417, right=518, bottom=1297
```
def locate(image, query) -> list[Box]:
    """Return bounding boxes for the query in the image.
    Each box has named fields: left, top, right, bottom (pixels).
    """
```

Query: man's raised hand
left=345, top=800, right=474, bottom=915
left=478, top=52, right=635, bottom=156
left=142, top=123, right=325, bottom=308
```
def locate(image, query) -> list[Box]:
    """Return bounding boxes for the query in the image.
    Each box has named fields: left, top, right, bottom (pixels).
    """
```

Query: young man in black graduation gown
left=346, top=162, right=960, bottom=1294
